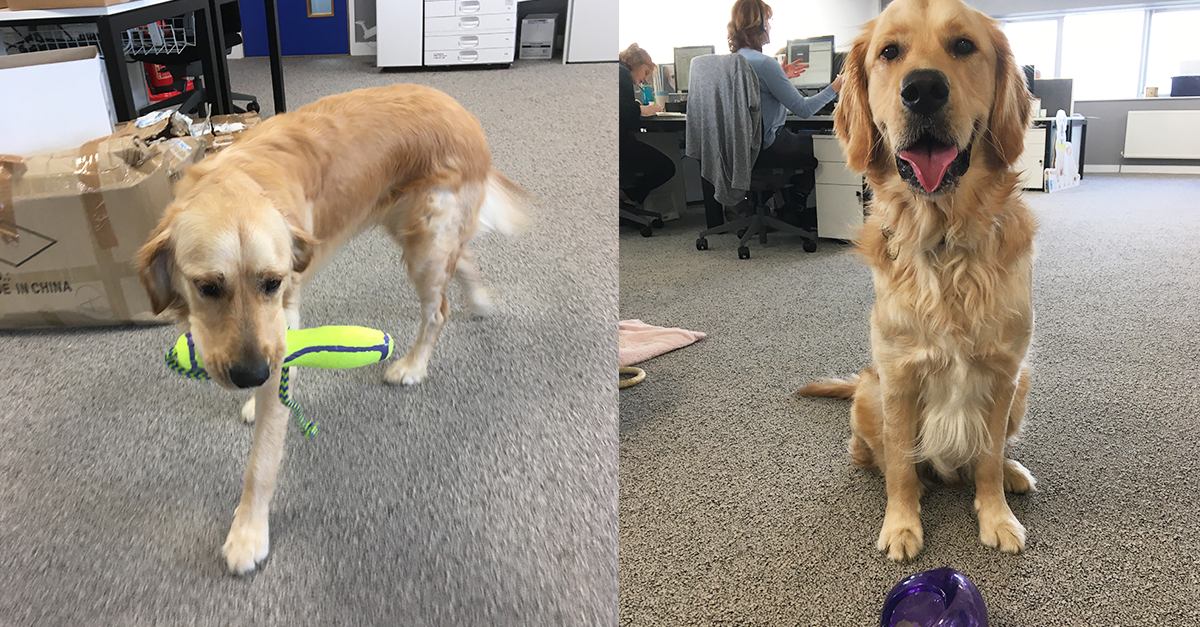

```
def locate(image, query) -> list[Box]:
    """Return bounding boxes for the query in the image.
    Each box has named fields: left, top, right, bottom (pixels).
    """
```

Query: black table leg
left=263, top=0, right=286, bottom=113
left=208, top=0, right=234, bottom=113
left=1077, top=119, right=1087, bottom=179
left=95, top=17, right=136, bottom=122
left=193, top=5, right=228, bottom=115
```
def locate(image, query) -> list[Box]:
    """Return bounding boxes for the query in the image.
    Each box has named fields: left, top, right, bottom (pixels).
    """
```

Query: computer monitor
left=786, top=36, right=835, bottom=89
left=674, top=45, right=716, bottom=93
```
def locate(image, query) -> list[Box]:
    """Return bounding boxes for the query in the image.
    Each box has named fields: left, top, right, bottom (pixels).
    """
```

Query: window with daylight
left=1060, top=10, right=1144, bottom=100
left=1003, top=20, right=1059, bottom=79
left=1145, top=9, right=1200, bottom=95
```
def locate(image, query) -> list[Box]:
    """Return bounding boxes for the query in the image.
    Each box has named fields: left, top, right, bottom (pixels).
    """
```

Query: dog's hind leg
left=383, top=188, right=474, bottom=386
left=454, top=246, right=495, bottom=317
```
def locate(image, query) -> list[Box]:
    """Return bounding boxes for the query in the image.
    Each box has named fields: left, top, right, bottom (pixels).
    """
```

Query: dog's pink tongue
left=899, top=144, right=959, bottom=192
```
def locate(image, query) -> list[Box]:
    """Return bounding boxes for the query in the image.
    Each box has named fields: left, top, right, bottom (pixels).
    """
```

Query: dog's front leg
left=877, top=379, right=924, bottom=562
left=975, top=371, right=1026, bottom=553
left=223, top=368, right=289, bottom=575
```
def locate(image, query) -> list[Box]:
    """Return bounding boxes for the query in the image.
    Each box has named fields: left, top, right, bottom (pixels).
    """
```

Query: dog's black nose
left=901, top=69, right=950, bottom=116
left=228, top=362, right=270, bottom=388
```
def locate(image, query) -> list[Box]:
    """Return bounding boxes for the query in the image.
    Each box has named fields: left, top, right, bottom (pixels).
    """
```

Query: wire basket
left=0, top=16, right=195, bottom=58
left=123, top=17, right=196, bottom=56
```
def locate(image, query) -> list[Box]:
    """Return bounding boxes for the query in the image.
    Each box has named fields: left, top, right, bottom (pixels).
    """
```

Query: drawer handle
left=459, top=16, right=480, bottom=28
left=459, top=0, right=480, bottom=13
left=459, top=35, right=479, bottom=48
left=459, top=50, right=479, bottom=62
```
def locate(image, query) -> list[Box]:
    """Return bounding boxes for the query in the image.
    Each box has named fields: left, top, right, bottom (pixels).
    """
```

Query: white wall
left=964, top=0, right=1195, bottom=17
left=566, top=0, right=619, bottom=62
left=619, top=0, right=878, bottom=67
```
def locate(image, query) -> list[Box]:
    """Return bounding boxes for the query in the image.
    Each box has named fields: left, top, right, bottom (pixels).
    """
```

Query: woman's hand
left=641, top=103, right=663, bottom=116
left=782, top=60, right=809, bottom=79
left=831, top=74, right=844, bottom=92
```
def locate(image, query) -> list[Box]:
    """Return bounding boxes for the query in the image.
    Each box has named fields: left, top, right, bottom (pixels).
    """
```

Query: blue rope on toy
left=164, top=349, right=318, bottom=439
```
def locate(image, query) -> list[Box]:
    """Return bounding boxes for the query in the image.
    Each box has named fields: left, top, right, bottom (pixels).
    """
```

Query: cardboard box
left=0, top=47, right=115, bottom=157
left=7, top=0, right=130, bottom=9
left=519, top=14, right=556, bottom=60
left=0, top=133, right=201, bottom=328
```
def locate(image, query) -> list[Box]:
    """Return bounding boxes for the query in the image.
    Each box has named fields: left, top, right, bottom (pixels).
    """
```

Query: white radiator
left=1123, top=110, right=1200, bottom=159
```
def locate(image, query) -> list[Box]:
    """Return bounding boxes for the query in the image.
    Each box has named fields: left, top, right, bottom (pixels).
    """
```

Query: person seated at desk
left=730, top=0, right=843, bottom=167
left=715, top=0, right=843, bottom=226
left=619, top=43, right=676, bottom=213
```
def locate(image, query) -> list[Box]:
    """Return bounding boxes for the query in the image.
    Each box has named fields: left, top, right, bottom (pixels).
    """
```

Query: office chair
left=130, top=3, right=259, bottom=117
left=685, top=54, right=817, bottom=259
left=619, top=162, right=665, bottom=238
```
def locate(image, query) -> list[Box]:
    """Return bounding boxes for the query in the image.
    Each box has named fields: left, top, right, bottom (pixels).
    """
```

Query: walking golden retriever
left=798, top=0, right=1037, bottom=562
left=136, top=84, right=527, bottom=574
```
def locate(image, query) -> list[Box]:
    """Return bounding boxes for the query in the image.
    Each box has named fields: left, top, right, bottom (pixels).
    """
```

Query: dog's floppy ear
left=135, top=222, right=184, bottom=316
left=986, top=20, right=1032, bottom=167
left=836, top=20, right=884, bottom=175
left=287, top=219, right=318, bottom=274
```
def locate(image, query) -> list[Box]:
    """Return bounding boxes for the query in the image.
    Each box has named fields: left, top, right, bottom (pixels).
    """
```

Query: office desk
left=639, top=113, right=836, bottom=133
left=0, top=0, right=287, bottom=119
left=1018, top=114, right=1088, bottom=191
left=635, top=113, right=854, bottom=235
left=1, top=0, right=221, bottom=121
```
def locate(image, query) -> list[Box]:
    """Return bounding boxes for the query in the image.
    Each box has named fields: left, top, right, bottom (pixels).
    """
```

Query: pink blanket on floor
left=619, top=319, right=706, bottom=367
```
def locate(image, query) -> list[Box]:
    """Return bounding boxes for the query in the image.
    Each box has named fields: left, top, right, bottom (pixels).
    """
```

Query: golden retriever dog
left=136, top=84, right=527, bottom=574
left=798, top=0, right=1037, bottom=562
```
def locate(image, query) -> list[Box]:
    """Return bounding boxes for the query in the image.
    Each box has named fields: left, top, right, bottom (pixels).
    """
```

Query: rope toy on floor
left=619, top=366, right=645, bottom=389
left=165, top=326, right=394, bottom=438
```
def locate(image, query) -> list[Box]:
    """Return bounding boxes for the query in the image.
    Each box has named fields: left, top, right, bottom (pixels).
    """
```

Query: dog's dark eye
left=262, top=277, right=282, bottom=294
left=880, top=44, right=900, bottom=61
left=196, top=281, right=222, bottom=298
left=953, top=38, right=976, bottom=56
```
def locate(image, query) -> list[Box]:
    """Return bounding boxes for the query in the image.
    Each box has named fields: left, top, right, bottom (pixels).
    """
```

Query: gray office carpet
left=0, top=57, right=616, bottom=626
left=619, top=175, right=1200, bottom=626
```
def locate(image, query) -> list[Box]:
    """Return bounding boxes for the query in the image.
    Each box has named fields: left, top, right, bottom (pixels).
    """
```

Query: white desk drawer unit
left=812, top=134, right=867, bottom=241
left=424, top=0, right=516, bottom=66
left=1016, top=127, right=1047, bottom=191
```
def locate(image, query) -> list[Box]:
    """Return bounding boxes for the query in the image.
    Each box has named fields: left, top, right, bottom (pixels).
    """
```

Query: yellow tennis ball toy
left=165, top=326, right=394, bottom=438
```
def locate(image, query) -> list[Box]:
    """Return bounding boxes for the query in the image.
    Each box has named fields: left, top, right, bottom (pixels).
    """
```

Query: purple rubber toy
left=880, top=568, right=987, bottom=627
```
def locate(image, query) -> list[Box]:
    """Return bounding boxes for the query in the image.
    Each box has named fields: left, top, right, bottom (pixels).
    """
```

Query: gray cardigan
left=684, top=54, right=762, bottom=207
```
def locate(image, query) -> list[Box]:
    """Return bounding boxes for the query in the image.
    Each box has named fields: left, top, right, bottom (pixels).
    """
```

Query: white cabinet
left=812, top=134, right=866, bottom=241
left=377, top=0, right=517, bottom=68
left=377, top=0, right=423, bottom=68
left=424, top=0, right=516, bottom=67
left=1016, top=127, right=1048, bottom=191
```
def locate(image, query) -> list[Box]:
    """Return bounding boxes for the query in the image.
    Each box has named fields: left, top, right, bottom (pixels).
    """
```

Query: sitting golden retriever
left=136, top=84, right=527, bottom=574
left=798, top=0, right=1037, bottom=562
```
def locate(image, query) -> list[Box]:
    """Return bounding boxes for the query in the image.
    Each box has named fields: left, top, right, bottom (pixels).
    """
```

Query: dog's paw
left=467, top=287, right=496, bottom=318
left=223, top=517, right=269, bottom=575
left=385, top=358, right=427, bottom=386
left=240, top=397, right=256, bottom=424
left=877, top=517, right=924, bottom=562
left=978, top=508, right=1026, bottom=554
left=1004, top=459, right=1037, bottom=494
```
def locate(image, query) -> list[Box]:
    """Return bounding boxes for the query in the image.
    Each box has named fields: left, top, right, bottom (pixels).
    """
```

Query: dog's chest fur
left=862, top=188, right=1036, bottom=474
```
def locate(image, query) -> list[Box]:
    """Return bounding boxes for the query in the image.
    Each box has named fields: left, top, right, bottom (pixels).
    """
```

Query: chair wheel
left=738, top=246, right=750, bottom=259
left=803, top=240, right=817, bottom=253
left=651, top=218, right=665, bottom=229
left=640, top=226, right=653, bottom=237
left=737, top=228, right=747, bottom=239
left=696, top=237, right=708, bottom=250
left=246, top=101, right=261, bottom=113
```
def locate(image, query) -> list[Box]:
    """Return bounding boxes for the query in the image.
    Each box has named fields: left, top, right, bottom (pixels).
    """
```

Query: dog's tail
left=796, top=374, right=860, bottom=399
left=478, top=169, right=531, bottom=235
